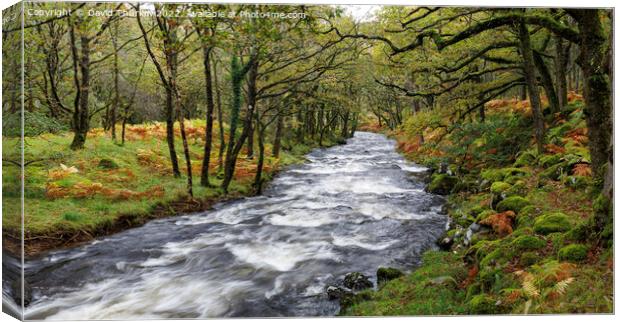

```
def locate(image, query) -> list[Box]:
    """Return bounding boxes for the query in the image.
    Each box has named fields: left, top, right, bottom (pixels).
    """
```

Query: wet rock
left=426, top=174, right=458, bottom=195
left=376, top=267, right=404, bottom=285
left=343, top=272, right=373, bottom=291
left=437, top=235, right=454, bottom=251
left=11, top=279, right=32, bottom=306
left=326, top=285, right=353, bottom=300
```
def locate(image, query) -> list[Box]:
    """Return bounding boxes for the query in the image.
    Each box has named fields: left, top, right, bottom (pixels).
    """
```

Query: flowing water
left=5, top=132, right=447, bottom=319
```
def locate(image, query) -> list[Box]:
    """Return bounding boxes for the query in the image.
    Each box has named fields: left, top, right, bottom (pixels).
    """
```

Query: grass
left=2, top=119, right=341, bottom=251
left=342, top=252, right=469, bottom=316
left=348, top=98, right=613, bottom=315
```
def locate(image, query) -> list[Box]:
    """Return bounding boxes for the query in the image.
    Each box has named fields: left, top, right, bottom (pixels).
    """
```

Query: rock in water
left=376, top=267, right=404, bottom=285
left=11, top=279, right=32, bottom=306
left=326, top=285, right=353, bottom=300
left=343, top=272, right=373, bottom=291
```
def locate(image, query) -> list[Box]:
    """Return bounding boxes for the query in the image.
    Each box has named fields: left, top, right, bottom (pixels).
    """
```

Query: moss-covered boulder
left=538, top=154, right=563, bottom=168
left=506, top=181, right=527, bottom=196
left=427, top=173, right=458, bottom=195
left=533, top=212, right=571, bottom=235
left=496, top=196, right=531, bottom=213
left=520, top=252, right=541, bottom=266
left=468, top=294, right=498, bottom=314
left=562, top=175, right=591, bottom=189
left=376, top=267, right=404, bottom=285
left=539, top=162, right=567, bottom=181
left=513, top=150, right=537, bottom=167
left=511, top=235, right=546, bottom=251
left=558, top=244, right=589, bottom=262
left=490, top=182, right=511, bottom=195
left=515, top=205, right=542, bottom=228
left=343, top=272, right=373, bottom=291
left=475, top=210, right=496, bottom=223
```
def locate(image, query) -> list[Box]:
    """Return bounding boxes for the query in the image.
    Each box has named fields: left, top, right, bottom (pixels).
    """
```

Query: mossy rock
left=562, top=175, right=591, bottom=189
left=513, top=150, right=537, bottom=167
left=566, top=220, right=592, bottom=241
left=490, top=182, right=511, bottom=195
left=495, top=196, right=531, bottom=213
left=511, top=235, right=546, bottom=251
left=426, top=174, right=458, bottom=195
left=558, top=244, right=589, bottom=262
left=97, top=158, right=119, bottom=169
left=515, top=205, right=542, bottom=228
left=533, top=212, right=571, bottom=235
left=468, top=294, right=498, bottom=314
left=506, top=181, right=527, bottom=196
left=511, top=227, right=534, bottom=237
left=453, top=177, right=479, bottom=193
left=481, top=169, right=506, bottom=183
left=539, top=162, right=567, bottom=181
left=538, top=154, right=563, bottom=168
left=520, top=252, right=541, bottom=266
left=476, top=210, right=496, bottom=223
left=376, top=267, right=404, bottom=285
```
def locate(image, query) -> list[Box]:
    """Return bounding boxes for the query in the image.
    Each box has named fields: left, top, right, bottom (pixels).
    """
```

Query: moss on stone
left=533, top=212, right=571, bottom=235
left=511, top=235, right=546, bottom=251
left=496, top=196, right=531, bottom=213
left=538, top=154, right=563, bottom=168
left=513, top=150, right=537, bottom=167
left=427, top=173, right=458, bottom=195
left=468, top=294, right=498, bottom=314
left=558, top=244, right=589, bottom=262
left=520, top=251, right=541, bottom=266
left=490, top=182, right=511, bottom=195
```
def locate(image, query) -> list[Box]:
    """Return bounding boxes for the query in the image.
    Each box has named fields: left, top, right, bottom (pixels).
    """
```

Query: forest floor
left=2, top=120, right=341, bottom=257
left=344, top=95, right=613, bottom=314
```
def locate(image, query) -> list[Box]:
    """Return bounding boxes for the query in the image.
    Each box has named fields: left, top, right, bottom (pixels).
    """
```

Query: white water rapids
left=4, top=132, right=447, bottom=319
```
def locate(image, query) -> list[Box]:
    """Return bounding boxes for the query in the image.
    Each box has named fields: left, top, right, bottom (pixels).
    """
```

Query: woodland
left=1, top=2, right=614, bottom=315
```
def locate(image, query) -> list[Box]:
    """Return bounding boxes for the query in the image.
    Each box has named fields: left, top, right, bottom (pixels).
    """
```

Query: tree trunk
left=222, top=55, right=255, bottom=193
left=200, top=46, right=215, bottom=187
left=213, top=56, right=226, bottom=171
left=518, top=20, right=546, bottom=154
left=554, top=36, right=569, bottom=109
left=176, top=89, right=193, bottom=198
left=165, top=87, right=181, bottom=177
left=111, top=23, right=119, bottom=140
left=533, top=51, right=560, bottom=113
left=70, top=33, right=91, bottom=150
left=253, top=123, right=266, bottom=194
left=272, top=113, right=283, bottom=158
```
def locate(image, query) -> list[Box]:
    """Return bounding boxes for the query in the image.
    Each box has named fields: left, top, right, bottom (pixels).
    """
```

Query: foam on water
left=17, top=132, right=447, bottom=319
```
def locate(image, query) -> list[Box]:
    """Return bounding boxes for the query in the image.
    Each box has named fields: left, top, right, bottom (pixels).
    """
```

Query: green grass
left=2, top=120, right=341, bottom=239
left=342, top=252, right=469, bottom=316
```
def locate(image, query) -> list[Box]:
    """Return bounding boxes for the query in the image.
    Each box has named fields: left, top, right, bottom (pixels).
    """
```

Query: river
left=6, top=131, right=447, bottom=319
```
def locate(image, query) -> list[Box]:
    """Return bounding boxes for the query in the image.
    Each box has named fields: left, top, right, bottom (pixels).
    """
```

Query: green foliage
left=558, top=244, right=589, bottom=262
left=533, top=212, right=572, bottom=235
left=511, top=235, right=546, bottom=251
left=427, top=173, right=458, bottom=195
left=496, top=196, right=531, bottom=213
left=342, top=252, right=468, bottom=316
left=2, top=111, right=68, bottom=137
left=468, top=294, right=498, bottom=314
left=490, top=182, right=511, bottom=195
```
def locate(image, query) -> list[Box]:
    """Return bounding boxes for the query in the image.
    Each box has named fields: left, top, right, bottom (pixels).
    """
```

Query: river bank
left=11, top=131, right=446, bottom=319
left=2, top=120, right=345, bottom=257
left=343, top=100, right=613, bottom=314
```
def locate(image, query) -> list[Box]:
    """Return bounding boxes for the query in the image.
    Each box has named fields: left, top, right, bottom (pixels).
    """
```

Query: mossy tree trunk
left=517, top=19, right=546, bottom=154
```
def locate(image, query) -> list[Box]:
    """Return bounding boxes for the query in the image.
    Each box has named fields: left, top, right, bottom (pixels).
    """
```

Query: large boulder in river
left=376, top=267, right=404, bottom=285
left=343, top=272, right=373, bottom=291
left=426, top=173, right=458, bottom=195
